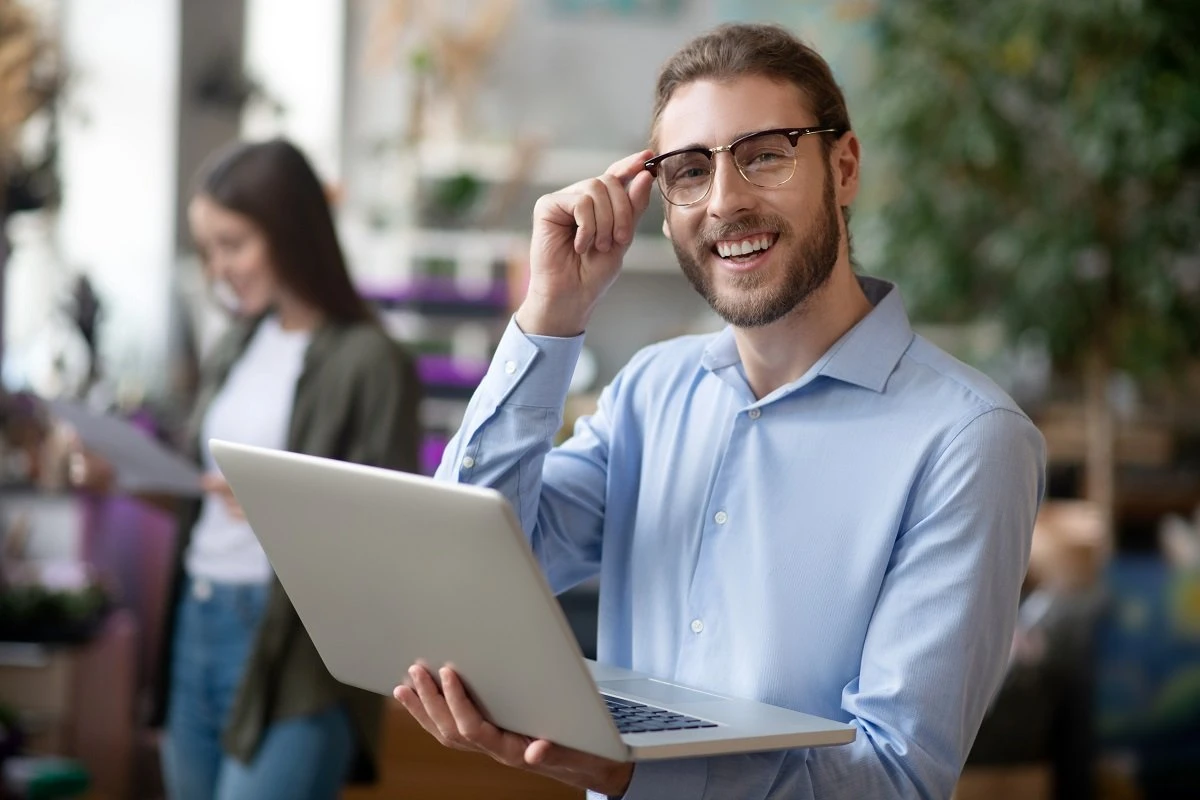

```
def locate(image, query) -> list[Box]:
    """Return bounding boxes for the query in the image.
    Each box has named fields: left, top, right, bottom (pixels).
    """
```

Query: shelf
left=361, top=275, right=509, bottom=317
left=415, top=354, right=489, bottom=390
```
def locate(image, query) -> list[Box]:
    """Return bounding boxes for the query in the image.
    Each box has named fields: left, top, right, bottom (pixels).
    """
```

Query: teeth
left=716, top=237, right=771, bottom=258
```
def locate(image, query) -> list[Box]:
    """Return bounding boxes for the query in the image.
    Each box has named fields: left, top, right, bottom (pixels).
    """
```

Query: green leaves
left=862, top=0, right=1200, bottom=378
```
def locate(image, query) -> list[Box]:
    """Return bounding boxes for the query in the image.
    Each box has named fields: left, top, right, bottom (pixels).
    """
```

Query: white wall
left=241, top=0, right=345, bottom=183
left=54, top=0, right=181, bottom=398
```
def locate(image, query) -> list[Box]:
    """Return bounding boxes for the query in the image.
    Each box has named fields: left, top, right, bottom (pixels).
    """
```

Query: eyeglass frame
left=643, top=126, right=846, bottom=207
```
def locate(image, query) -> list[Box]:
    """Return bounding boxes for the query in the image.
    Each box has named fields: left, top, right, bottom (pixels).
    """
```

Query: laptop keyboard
left=602, top=694, right=718, bottom=734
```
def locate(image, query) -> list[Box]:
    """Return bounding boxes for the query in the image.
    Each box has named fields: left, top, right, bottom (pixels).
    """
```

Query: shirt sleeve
left=435, top=316, right=613, bottom=591
left=604, top=407, right=1046, bottom=800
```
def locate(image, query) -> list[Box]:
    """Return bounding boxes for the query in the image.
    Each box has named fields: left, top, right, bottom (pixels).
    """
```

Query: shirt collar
left=700, top=276, right=914, bottom=394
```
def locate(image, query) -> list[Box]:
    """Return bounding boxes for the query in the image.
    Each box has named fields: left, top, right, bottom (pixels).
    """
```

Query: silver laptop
left=209, top=439, right=856, bottom=761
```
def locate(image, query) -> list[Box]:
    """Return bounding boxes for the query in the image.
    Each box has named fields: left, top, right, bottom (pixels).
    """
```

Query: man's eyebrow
left=657, top=141, right=709, bottom=154
left=730, top=128, right=764, bottom=141
left=660, top=128, right=783, bottom=153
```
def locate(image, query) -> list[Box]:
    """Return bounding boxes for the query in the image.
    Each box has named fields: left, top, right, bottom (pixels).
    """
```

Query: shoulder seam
left=929, top=405, right=1033, bottom=468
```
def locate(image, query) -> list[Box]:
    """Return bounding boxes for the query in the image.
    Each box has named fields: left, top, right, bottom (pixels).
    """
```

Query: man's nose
left=705, top=153, right=754, bottom=219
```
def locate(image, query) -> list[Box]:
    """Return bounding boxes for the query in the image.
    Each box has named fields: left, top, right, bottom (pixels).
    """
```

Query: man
left=394, top=22, right=1046, bottom=799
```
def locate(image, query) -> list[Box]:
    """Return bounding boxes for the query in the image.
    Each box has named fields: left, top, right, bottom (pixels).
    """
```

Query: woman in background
left=81, top=138, right=422, bottom=799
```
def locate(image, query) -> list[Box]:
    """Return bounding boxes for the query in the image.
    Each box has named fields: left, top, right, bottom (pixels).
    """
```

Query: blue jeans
left=162, top=578, right=355, bottom=800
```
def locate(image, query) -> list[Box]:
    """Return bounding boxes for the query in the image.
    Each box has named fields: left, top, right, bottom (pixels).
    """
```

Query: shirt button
left=690, top=619, right=704, bottom=634
left=192, top=578, right=212, bottom=601
left=714, top=510, right=728, bottom=525
left=504, top=360, right=517, bottom=375
left=461, top=456, right=476, bottom=469
left=748, top=408, right=761, bottom=420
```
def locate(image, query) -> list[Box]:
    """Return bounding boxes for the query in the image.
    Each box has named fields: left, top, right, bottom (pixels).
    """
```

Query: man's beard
left=672, top=171, right=841, bottom=328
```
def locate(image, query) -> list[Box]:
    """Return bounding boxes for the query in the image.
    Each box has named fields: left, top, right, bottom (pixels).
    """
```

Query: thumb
left=628, top=169, right=656, bottom=219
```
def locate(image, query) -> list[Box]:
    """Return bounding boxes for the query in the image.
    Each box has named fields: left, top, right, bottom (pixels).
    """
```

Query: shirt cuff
left=482, top=316, right=584, bottom=410
left=588, top=758, right=707, bottom=800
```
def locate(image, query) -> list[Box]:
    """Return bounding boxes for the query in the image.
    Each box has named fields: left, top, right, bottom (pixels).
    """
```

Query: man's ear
left=661, top=217, right=672, bottom=241
left=832, top=131, right=861, bottom=208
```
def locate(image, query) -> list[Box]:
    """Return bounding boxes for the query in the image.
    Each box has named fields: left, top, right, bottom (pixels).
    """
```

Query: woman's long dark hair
left=194, top=138, right=373, bottom=324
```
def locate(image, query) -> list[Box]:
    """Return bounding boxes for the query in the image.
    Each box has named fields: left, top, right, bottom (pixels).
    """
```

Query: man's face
left=655, top=76, right=850, bottom=328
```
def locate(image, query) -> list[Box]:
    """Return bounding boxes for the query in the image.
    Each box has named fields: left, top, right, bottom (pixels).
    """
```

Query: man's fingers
left=628, top=169, right=657, bottom=219
left=524, top=739, right=596, bottom=771
left=408, top=664, right=471, bottom=749
left=583, top=178, right=617, bottom=253
left=550, top=151, right=654, bottom=255
left=438, top=668, right=528, bottom=767
left=598, top=174, right=635, bottom=248
left=525, top=739, right=635, bottom=796
left=524, top=738, right=557, bottom=767
left=561, top=178, right=619, bottom=254
left=394, top=684, right=442, bottom=739
left=400, top=668, right=630, bottom=793
left=604, top=149, right=655, bottom=183
left=572, top=193, right=596, bottom=254
left=600, top=154, right=656, bottom=246
left=439, top=667, right=491, bottom=740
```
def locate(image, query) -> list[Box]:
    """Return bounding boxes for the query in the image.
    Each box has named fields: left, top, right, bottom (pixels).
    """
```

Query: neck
left=274, top=295, right=324, bottom=332
left=732, top=259, right=872, bottom=399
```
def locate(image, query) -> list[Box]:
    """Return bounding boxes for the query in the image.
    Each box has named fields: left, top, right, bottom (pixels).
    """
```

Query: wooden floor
left=342, top=701, right=583, bottom=800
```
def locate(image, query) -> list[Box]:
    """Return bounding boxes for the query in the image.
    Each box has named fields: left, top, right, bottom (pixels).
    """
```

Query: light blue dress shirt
left=437, top=277, right=1046, bottom=799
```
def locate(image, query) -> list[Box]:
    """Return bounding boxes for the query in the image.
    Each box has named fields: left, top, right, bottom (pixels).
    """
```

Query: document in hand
left=47, top=399, right=203, bottom=496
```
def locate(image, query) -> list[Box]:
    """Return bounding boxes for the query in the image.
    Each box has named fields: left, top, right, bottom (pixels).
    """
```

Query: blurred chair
left=959, top=500, right=1108, bottom=800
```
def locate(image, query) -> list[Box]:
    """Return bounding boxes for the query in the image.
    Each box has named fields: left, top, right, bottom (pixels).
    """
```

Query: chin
left=238, top=296, right=273, bottom=315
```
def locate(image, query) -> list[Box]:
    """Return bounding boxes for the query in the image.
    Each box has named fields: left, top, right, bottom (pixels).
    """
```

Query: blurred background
left=0, top=0, right=1197, bottom=798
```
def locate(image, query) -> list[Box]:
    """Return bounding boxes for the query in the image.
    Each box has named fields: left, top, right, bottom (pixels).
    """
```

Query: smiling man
left=395, top=23, right=1046, bottom=800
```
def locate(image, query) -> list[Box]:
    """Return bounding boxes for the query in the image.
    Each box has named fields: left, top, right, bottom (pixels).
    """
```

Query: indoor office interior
left=0, top=0, right=1198, bottom=798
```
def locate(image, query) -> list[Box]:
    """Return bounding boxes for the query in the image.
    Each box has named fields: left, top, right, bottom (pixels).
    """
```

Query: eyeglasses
left=644, top=126, right=845, bottom=207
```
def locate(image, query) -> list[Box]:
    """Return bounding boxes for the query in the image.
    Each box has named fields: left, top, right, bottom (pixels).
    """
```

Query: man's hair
left=650, top=23, right=852, bottom=154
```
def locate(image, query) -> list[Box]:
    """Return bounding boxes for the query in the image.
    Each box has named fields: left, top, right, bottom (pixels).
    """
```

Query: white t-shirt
left=185, top=316, right=311, bottom=583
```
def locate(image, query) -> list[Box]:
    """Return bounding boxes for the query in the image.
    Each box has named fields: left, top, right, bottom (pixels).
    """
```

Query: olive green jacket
left=156, top=314, right=421, bottom=781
